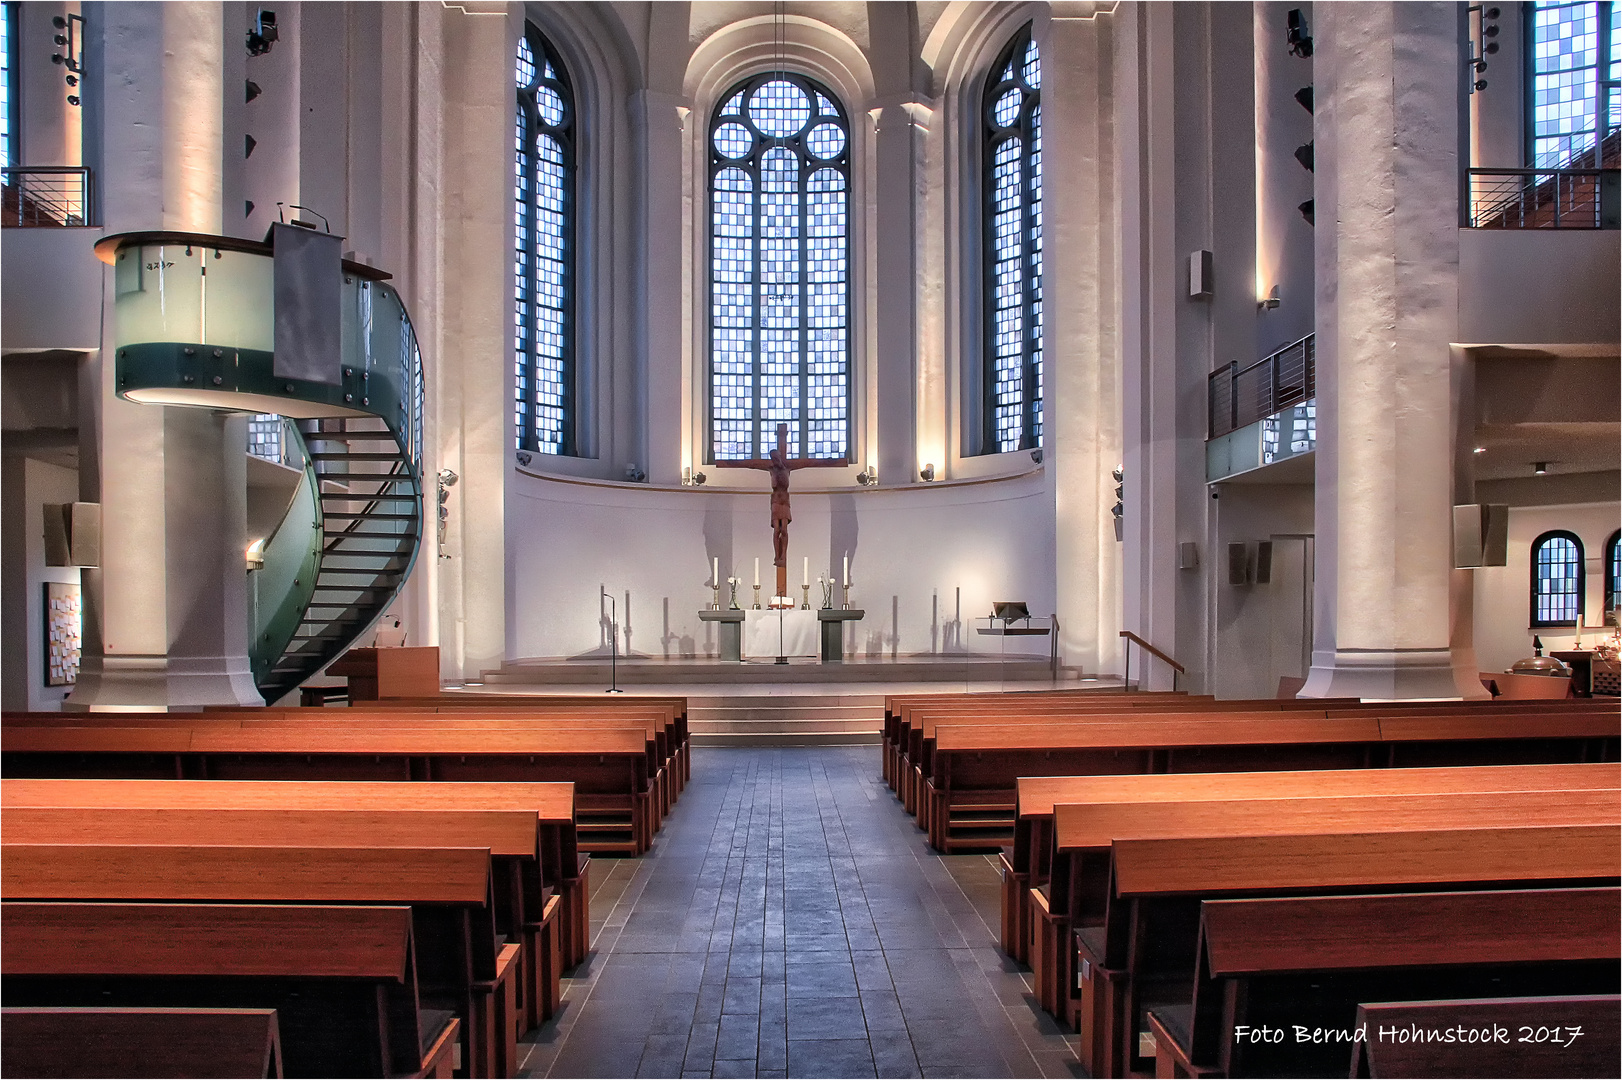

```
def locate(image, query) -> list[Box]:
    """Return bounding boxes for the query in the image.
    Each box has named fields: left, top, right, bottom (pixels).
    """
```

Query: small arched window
left=708, top=74, right=851, bottom=462
left=1531, top=530, right=1585, bottom=627
left=982, top=25, right=1042, bottom=454
left=514, top=25, right=576, bottom=456
left=1604, top=529, right=1620, bottom=625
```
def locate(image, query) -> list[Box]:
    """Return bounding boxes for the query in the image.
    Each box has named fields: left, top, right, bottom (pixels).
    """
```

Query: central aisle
left=522, top=746, right=1078, bottom=1079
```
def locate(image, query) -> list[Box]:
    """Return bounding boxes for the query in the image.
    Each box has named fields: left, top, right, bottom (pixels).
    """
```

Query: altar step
left=688, top=692, right=884, bottom=745
left=481, top=655, right=1070, bottom=686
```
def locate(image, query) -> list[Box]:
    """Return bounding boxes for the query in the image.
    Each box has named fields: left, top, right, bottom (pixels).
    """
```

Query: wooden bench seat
left=1147, top=888, right=1621, bottom=1077
left=2, top=724, right=655, bottom=855
left=1, top=903, right=457, bottom=1078
left=2, top=844, right=507, bottom=1078
left=1004, top=762, right=1621, bottom=964
left=1082, top=823, right=1621, bottom=1078
left=0, top=1007, right=286, bottom=1079
left=1351, top=995, right=1622, bottom=1079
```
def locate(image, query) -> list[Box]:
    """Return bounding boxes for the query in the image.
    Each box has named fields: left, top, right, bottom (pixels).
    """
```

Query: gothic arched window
left=514, top=25, right=575, bottom=456
left=708, top=74, right=850, bottom=462
left=1605, top=529, right=1620, bottom=624
left=982, top=26, right=1042, bottom=454
left=1531, top=530, right=1585, bottom=627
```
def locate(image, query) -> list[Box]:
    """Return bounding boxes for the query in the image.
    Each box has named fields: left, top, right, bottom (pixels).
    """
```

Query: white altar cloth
left=743, top=609, right=818, bottom=658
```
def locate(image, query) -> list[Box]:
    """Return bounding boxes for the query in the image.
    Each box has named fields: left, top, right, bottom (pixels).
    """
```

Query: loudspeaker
left=1178, top=541, right=1200, bottom=570
left=1227, top=543, right=1250, bottom=585
left=1254, top=540, right=1273, bottom=584
left=1453, top=503, right=1509, bottom=567
left=44, top=502, right=101, bottom=567
left=1188, top=250, right=1213, bottom=299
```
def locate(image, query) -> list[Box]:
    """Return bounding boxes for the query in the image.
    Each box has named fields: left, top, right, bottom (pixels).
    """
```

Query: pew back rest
left=0, top=1006, right=283, bottom=1080
left=935, top=717, right=1383, bottom=751
left=2, top=902, right=413, bottom=979
left=1200, top=887, right=1622, bottom=975
left=1, top=843, right=493, bottom=905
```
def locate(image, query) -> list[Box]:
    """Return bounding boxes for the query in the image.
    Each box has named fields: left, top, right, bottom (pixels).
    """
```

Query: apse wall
left=505, top=469, right=1057, bottom=663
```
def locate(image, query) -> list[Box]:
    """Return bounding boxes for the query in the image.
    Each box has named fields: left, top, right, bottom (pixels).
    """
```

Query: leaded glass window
left=1605, top=529, right=1620, bottom=624
left=2, top=2, right=17, bottom=171
left=1531, top=530, right=1585, bottom=626
left=982, top=27, right=1042, bottom=454
left=514, top=25, right=575, bottom=456
left=1528, top=1, right=1619, bottom=168
left=708, top=75, right=850, bottom=461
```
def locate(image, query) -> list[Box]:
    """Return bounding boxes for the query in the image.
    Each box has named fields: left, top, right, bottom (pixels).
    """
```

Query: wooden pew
left=3, top=844, right=508, bottom=1078
left=2, top=724, right=655, bottom=855
left=1084, top=823, right=1621, bottom=1078
left=928, top=709, right=1620, bottom=852
left=0, top=1007, right=285, bottom=1079
left=3, top=777, right=589, bottom=1009
left=1004, top=761, right=1622, bottom=965
left=1, top=903, right=457, bottom=1078
left=1351, top=995, right=1622, bottom=1079
left=1147, top=889, right=1620, bottom=1078
left=3, top=804, right=550, bottom=1047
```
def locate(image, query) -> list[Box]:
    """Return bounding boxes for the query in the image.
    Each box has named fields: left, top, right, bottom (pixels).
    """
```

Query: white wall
left=504, top=468, right=1057, bottom=666
left=1472, top=501, right=1621, bottom=674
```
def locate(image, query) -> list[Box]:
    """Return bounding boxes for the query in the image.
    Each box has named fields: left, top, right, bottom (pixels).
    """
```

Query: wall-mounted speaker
left=44, top=502, right=102, bottom=567
left=1453, top=503, right=1509, bottom=567
left=1178, top=541, right=1200, bottom=570
left=1188, top=250, right=1213, bottom=299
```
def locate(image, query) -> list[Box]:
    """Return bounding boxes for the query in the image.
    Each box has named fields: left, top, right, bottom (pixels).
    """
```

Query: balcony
left=1207, top=335, right=1316, bottom=484
left=2, top=167, right=95, bottom=228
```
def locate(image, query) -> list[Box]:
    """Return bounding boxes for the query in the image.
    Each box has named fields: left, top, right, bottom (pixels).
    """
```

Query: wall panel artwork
left=44, top=581, right=82, bottom=687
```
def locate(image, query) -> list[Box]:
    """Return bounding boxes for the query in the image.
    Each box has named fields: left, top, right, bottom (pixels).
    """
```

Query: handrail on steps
left=1119, top=630, right=1185, bottom=691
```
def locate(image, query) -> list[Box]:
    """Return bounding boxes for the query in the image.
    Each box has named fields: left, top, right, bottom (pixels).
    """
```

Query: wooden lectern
left=327, top=646, right=441, bottom=700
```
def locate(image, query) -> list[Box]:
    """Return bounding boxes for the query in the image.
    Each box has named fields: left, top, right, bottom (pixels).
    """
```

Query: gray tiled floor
left=521, top=746, right=1081, bottom=1079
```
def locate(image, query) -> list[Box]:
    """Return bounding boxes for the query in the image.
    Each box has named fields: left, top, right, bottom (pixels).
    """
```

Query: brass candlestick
left=711, top=584, right=721, bottom=611
left=842, top=583, right=851, bottom=610
left=801, top=585, right=811, bottom=610
left=752, top=584, right=762, bottom=610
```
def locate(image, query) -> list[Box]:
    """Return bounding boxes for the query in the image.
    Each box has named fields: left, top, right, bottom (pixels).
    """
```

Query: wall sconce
left=1259, top=286, right=1281, bottom=310
left=856, top=466, right=877, bottom=486
left=919, top=463, right=936, bottom=482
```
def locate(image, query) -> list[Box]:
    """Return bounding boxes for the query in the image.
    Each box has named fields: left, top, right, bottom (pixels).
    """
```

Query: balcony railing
left=2, top=167, right=95, bottom=227
left=1467, top=167, right=1620, bottom=229
left=1209, top=334, right=1315, bottom=440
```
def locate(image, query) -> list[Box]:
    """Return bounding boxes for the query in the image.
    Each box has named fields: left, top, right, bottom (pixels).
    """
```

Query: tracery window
left=1528, top=1, right=1619, bottom=167
left=1531, top=530, right=1585, bottom=626
left=514, top=25, right=575, bottom=456
left=708, top=74, right=850, bottom=461
left=982, top=26, right=1043, bottom=454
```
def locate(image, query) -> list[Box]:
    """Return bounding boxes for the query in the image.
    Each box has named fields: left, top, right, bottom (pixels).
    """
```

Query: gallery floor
left=518, top=745, right=1081, bottom=1079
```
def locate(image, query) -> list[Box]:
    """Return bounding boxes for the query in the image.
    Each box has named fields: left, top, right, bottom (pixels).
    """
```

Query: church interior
left=1, top=1, right=1619, bottom=1077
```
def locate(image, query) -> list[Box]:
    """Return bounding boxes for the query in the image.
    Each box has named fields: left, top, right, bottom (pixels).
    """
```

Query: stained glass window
left=2, top=2, right=17, bottom=171
left=1531, top=531, right=1585, bottom=626
left=1528, top=1, right=1619, bottom=168
left=708, top=75, right=850, bottom=461
left=982, top=26, right=1042, bottom=454
left=1605, top=530, right=1620, bottom=624
left=514, top=25, right=575, bottom=455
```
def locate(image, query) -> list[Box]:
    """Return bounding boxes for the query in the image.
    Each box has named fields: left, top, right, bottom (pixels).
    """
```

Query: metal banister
left=1119, top=630, right=1184, bottom=692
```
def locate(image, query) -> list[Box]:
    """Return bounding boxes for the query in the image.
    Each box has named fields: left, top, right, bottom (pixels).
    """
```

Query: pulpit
left=327, top=646, right=441, bottom=700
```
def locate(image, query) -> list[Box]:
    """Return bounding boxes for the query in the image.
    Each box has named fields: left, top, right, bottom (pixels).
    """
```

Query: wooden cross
left=716, top=422, right=847, bottom=599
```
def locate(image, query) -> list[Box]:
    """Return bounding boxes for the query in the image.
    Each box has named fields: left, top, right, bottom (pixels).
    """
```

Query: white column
left=1299, top=2, right=1479, bottom=700
left=1045, top=6, right=1122, bottom=678
left=632, top=90, right=690, bottom=485
left=871, top=94, right=925, bottom=484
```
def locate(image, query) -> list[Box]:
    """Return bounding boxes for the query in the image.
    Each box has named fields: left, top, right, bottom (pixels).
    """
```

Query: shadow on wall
left=660, top=597, right=697, bottom=659
left=704, top=496, right=735, bottom=586
left=829, top=492, right=858, bottom=587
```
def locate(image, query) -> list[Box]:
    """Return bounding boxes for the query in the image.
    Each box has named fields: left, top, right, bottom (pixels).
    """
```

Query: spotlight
left=1259, top=285, right=1281, bottom=310
left=625, top=464, right=647, bottom=483
left=1533, top=462, right=1548, bottom=476
left=1293, top=86, right=1314, bottom=113
left=857, top=466, right=877, bottom=486
left=919, top=463, right=935, bottom=482
left=1030, top=448, right=1044, bottom=464
left=1474, top=446, right=1487, bottom=454
left=1298, top=199, right=1315, bottom=225
left=693, top=471, right=707, bottom=486
left=1286, top=8, right=1313, bottom=58
left=247, top=9, right=279, bottom=56
left=245, top=134, right=257, bottom=158
left=516, top=451, right=533, bottom=466
left=437, top=468, right=459, bottom=488
left=1293, top=142, right=1314, bottom=172
left=246, top=80, right=262, bottom=103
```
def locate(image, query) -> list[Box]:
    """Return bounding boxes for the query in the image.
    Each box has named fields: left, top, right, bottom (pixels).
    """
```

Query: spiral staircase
left=97, top=226, right=424, bottom=704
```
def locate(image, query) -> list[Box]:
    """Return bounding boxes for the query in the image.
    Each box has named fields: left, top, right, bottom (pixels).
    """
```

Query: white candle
left=803, top=556, right=809, bottom=587
left=754, top=558, right=760, bottom=587
left=713, top=557, right=719, bottom=586
left=843, top=554, right=849, bottom=588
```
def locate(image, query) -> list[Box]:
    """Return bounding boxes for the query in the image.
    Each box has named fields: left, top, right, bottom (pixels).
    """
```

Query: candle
left=803, top=556, right=809, bottom=587
left=713, top=557, right=719, bottom=586
left=842, top=554, right=849, bottom=588
left=754, top=558, right=759, bottom=587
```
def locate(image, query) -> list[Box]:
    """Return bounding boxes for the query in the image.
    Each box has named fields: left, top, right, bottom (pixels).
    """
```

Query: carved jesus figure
left=717, top=423, right=847, bottom=590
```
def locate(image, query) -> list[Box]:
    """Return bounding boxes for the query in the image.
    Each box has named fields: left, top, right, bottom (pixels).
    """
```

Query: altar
left=743, top=609, right=818, bottom=659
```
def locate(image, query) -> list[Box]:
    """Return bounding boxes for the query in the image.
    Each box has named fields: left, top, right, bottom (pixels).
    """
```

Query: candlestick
left=801, top=584, right=811, bottom=610
left=711, top=583, right=721, bottom=611
left=712, top=556, right=719, bottom=587
left=752, top=584, right=762, bottom=610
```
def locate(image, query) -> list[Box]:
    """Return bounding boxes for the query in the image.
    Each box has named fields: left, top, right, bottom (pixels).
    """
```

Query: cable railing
left=1208, top=334, right=1315, bottom=440
left=1, top=167, right=94, bottom=227
left=1467, top=166, right=1619, bottom=229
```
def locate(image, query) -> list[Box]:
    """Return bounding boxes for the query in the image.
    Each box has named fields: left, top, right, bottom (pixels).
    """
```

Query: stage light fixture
left=1294, top=86, right=1313, bottom=113
left=1286, top=9, right=1313, bottom=57
left=1298, top=199, right=1315, bottom=225
left=1293, top=142, right=1314, bottom=172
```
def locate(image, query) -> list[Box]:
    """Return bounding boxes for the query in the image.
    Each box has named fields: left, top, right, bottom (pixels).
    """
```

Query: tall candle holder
left=752, top=584, right=762, bottom=610
left=710, top=583, right=722, bottom=611
left=801, top=584, right=811, bottom=610
left=842, top=581, right=852, bottom=610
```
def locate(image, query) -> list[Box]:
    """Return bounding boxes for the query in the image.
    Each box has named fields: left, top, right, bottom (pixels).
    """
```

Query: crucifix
left=717, top=422, right=847, bottom=603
